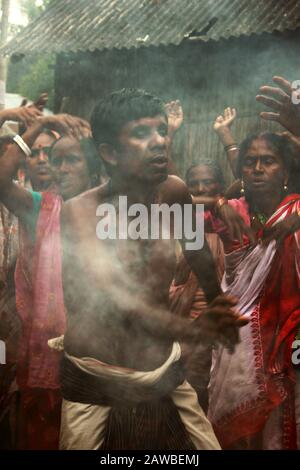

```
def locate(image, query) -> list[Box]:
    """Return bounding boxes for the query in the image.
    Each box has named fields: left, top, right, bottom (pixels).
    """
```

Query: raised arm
left=165, top=100, right=183, bottom=137
left=0, top=113, right=91, bottom=221
left=165, top=100, right=183, bottom=176
left=214, top=107, right=239, bottom=178
left=0, top=105, right=42, bottom=129
left=0, top=120, right=47, bottom=220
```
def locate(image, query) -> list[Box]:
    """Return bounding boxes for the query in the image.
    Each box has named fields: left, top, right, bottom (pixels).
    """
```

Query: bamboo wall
left=55, top=30, right=300, bottom=186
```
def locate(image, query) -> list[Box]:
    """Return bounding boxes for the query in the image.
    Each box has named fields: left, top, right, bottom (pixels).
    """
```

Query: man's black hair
left=90, top=88, right=167, bottom=148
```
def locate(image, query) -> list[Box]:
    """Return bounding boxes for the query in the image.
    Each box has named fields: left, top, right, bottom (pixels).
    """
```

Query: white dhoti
left=59, top=342, right=220, bottom=450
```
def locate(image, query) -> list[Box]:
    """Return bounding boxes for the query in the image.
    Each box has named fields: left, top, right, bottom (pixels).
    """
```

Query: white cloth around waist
left=52, top=339, right=182, bottom=386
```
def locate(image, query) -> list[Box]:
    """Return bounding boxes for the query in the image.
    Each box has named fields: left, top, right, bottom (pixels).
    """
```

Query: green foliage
left=7, top=1, right=56, bottom=109
left=20, top=0, right=53, bottom=21
left=7, top=54, right=55, bottom=110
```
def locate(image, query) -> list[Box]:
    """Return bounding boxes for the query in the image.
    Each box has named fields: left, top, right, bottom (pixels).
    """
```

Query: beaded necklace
left=250, top=207, right=269, bottom=231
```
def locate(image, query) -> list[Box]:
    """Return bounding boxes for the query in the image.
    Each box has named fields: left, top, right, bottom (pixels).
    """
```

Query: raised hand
left=20, top=92, right=48, bottom=112
left=38, top=114, right=91, bottom=139
left=213, top=107, right=237, bottom=134
left=33, top=92, right=48, bottom=111
left=213, top=107, right=238, bottom=177
left=218, top=202, right=256, bottom=246
left=165, top=100, right=183, bottom=135
left=0, top=106, right=42, bottom=128
left=256, top=76, right=300, bottom=136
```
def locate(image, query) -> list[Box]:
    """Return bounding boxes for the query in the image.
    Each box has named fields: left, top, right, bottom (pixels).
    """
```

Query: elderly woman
left=207, top=130, right=300, bottom=449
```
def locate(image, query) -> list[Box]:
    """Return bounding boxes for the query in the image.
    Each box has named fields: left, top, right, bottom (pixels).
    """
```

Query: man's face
left=51, top=137, right=91, bottom=200
left=242, top=138, right=287, bottom=195
left=115, top=115, right=168, bottom=185
left=187, top=165, right=221, bottom=197
left=26, top=133, right=55, bottom=190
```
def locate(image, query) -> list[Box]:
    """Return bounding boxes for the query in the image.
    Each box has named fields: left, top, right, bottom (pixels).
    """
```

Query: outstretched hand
left=213, top=107, right=237, bottom=134
left=262, top=213, right=300, bottom=247
left=218, top=203, right=256, bottom=246
left=256, top=76, right=300, bottom=136
left=190, top=295, right=248, bottom=353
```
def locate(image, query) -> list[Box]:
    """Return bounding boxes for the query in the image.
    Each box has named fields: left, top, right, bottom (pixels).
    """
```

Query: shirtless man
left=59, top=89, right=247, bottom=450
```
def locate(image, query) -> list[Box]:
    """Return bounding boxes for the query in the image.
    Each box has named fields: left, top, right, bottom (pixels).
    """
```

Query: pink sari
left=15, top=192, right=66, bottom=390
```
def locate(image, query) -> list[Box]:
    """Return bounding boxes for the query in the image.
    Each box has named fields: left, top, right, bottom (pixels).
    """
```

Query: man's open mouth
left=150, top=155, right=168, bottom=166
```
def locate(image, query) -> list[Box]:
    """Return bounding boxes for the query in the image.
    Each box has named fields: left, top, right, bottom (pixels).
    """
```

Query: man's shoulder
left=61, top=183, right=109, bottom=224
left=158, top=175, right=191, bottom=204
left=64, top=183, right=108, bottom=210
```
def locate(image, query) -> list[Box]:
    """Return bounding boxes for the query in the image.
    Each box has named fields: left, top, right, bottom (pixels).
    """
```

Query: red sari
left=208, top=194, right=300, bottom=449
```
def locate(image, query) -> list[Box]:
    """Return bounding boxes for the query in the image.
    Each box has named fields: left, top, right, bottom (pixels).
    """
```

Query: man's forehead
left=121, top=114, right=167, bottom=131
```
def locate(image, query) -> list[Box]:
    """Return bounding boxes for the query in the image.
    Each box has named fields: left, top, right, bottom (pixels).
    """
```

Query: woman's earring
left=283, top=180, right=288, bottom=192
left=240, top=179, right=245, bottom=195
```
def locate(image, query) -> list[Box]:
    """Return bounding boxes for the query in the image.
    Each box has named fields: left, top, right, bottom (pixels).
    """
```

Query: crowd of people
left=0, top=75, right=299, bottom=450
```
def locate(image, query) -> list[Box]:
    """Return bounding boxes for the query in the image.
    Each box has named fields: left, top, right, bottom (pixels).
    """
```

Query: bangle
left=13, top=134, right=31, bottom=157
left=224, top=143, right=239, bottom=152
left=215, top=196, right=228, bottom=211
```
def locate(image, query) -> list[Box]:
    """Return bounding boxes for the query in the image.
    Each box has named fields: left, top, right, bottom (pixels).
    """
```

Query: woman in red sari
left=207, top=131, right=300, bottom=449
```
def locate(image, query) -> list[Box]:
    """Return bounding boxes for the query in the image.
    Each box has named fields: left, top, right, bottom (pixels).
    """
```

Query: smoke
left=61, top=209, right=185, bottom=368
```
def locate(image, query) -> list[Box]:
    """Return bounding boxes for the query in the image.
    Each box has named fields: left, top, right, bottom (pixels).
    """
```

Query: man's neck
left=110, top=177, right=157, bottom=205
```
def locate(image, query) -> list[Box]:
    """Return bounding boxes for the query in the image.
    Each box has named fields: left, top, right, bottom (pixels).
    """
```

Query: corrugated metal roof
left=3, top=0, right=300, bottom=55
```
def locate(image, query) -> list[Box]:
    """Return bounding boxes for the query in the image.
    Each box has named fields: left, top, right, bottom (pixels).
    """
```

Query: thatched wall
left=55, top=30, right=300, bottom=185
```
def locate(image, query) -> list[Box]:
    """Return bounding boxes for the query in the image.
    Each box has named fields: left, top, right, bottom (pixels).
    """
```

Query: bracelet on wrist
left=224, top=143, right=239, bottom=152
left=13, top=134, right=31, bottom=157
